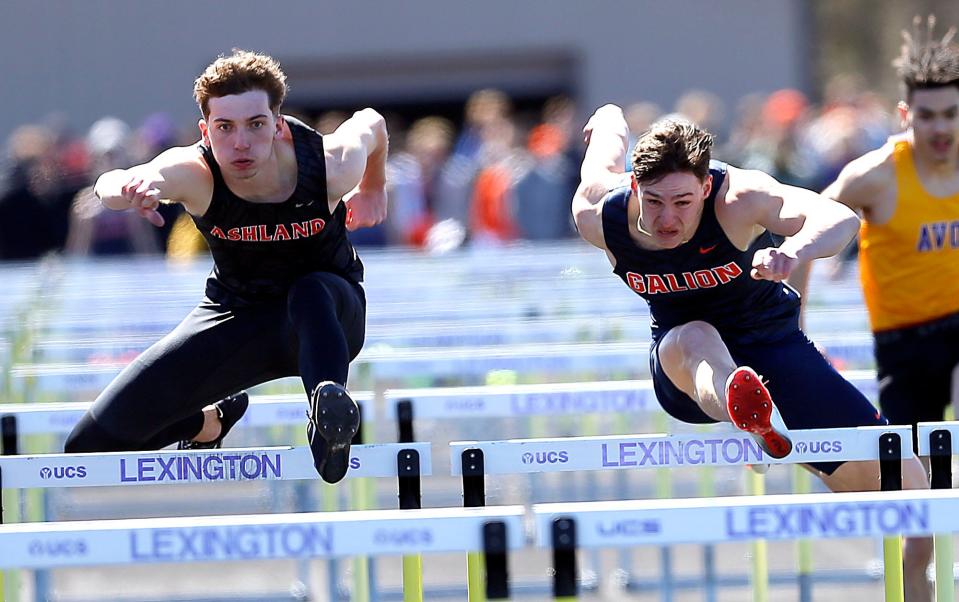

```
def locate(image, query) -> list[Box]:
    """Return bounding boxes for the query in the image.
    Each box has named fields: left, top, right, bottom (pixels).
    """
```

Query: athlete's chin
left=654, top=232, right=684, bottom=248
left=228, top=166, right=258, bottom=180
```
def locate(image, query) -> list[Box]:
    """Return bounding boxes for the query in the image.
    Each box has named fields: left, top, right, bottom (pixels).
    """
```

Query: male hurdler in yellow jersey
left=824, top=18, right=959, bottom=462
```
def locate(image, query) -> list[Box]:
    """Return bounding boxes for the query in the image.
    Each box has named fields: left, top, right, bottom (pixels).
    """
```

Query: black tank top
left=601, top=162, right=800, bottom=344
left=191, top=116, right=364, bottom=305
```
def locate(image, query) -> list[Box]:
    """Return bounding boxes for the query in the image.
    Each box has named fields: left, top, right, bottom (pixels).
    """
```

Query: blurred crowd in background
left=0, top=73, right=894, bottom=262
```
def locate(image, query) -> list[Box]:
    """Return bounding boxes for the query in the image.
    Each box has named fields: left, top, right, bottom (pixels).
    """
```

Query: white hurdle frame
left=534, top=489, right=959, bottom=601
left=0, top=443, right=431, bottom=492
left=0, top=505, right=525, bottom=569
left=450, top=425, right=913, bottom=475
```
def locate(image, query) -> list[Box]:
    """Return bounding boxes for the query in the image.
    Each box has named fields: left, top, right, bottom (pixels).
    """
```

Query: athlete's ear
left=702, top=174, right=713, bottom=199
left=630, top=173, right=638, bottom=194
left=274, top=113, right=284, bottom=138
left=198, top=119, right=210, bottom=146
left=897, top=101, right=910, bottom=129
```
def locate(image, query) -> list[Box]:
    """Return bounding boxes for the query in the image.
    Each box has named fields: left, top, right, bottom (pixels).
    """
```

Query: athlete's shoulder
left=719, top=163, right=773, bottom=203
left=842, top=140, right=896, bottom=184
left=825, top=141, right=897, bottom=209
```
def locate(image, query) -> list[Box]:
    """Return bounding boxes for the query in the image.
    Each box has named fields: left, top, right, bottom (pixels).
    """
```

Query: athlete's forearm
left=779, top=206, right=859, bottom=262
left=581, top=105, right=629, bottom=187
left=358, top=113, right=388, bottom=192
left=94, top=169, right=135, bottom=210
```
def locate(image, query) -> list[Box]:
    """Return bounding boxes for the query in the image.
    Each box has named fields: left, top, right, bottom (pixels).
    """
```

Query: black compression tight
left=64, top=272, right=366, bottom=452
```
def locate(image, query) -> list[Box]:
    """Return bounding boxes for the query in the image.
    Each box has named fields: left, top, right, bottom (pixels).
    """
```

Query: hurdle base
left=374, top=576, right=600, bottom=601
left=623, top=568, right=888, bottom=592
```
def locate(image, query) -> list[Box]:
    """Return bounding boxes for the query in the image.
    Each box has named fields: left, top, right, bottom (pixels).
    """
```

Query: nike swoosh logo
left=295, top=200, right=315, bottom=208
left=699, top=244, right=718, bottom=254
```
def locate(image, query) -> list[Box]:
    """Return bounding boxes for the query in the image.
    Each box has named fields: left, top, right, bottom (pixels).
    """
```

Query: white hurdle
left=0, top=443, right=430, bottom=493
left=534, top=489, right=959, bottom=600
left=451, top=424, right=919, bottom=601
left=0, top=504, right=525, bottom=602
left=450, top=425, right=913, bottom=475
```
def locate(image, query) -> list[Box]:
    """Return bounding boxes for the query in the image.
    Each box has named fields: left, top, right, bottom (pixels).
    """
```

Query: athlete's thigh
left=731, top=331, right=881, bottom=429
left=729, top=332, right=884, bottom=476
left=289, top=271, right=367, bottom=359
left=649, top=335, right=716, bottom=424
left=89, top=298, right=295, bottom=440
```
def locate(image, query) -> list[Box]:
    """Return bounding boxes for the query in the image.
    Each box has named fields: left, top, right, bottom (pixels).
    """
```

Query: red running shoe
left=725, top=367, right=792, bottom=459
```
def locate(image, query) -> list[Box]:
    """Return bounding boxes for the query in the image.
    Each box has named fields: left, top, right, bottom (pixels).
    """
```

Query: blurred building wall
left=1, top=0, right=807, bottom=141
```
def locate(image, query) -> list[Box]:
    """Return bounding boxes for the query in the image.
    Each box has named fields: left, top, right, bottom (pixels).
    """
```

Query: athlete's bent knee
left=660, top=321, right=721, bottom=362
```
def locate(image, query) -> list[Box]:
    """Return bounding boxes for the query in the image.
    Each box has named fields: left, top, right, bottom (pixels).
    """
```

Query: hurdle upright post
left=462, top=448, right=487, bottom=601
left=552, top=517, right=578, bottom=601
left=396, top=399, right=414, bottom=445
left=878, top=432, right=904, bottom=602
left=1, top=414, right=18, bottom=602
left=929, top=429, right=954, bottom=602
left=482, top=521, right=510, bottom=600
left=1, top=414, right=18, bottom=525
left=350, top=403, right=374, bottom=602
left=397, top=449, right=423, bottom=602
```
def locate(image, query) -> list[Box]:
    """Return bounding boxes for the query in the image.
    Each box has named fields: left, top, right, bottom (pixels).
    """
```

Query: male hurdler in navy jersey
left=64, top=50, right=387, bottom=484
left=574, top=105, right=932, bottom=599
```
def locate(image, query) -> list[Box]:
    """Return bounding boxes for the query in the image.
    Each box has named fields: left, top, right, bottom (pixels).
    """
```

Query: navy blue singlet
left=601, top=162, right=800, bottom=343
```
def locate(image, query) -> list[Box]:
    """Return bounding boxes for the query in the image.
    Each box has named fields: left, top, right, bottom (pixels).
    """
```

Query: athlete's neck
left=222, top=138, right=297, bottom=204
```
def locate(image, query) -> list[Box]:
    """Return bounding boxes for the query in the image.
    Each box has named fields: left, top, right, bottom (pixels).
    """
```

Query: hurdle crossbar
left=0, top=442, right=431, bottom=489
left=450, top=425, right=913, bottom=475
left=0, top=505, right=525, bottom=569
left=386, top=372, right=877, bottom=421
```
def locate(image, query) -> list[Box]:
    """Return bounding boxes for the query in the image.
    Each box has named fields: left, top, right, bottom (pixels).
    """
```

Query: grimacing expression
left=903, top=86, right=959, bottom=164
left=200, top=90, right=282, bottom=180
left=636, top=171, right=712, bottom=249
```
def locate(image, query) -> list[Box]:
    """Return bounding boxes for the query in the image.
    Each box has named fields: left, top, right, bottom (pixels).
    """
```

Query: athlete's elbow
left=93, top=170, right=131, bottom=210
left=836, top=210, right=861, bottom=244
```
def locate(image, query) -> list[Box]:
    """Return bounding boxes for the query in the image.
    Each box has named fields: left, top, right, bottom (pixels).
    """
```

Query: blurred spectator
left=469, top=117, right=527, bottom=245
left=0, top=125, right=76, bottom=260
left=315, top=111, right=349, bottom=135
left=674, top=89, right=727, bottom=138
left=65, top=117, right=161, bottom=256
left=431, top=89, right=514, bottom=236
left=513, top=96, right=579, bottom=240
left=386, top=116, right=455, bottom=246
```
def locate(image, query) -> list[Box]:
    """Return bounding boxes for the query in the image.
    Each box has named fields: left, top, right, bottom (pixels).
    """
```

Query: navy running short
left=874, top=311, right=959, bottom=451
left=651, top=327, right=886, bottom=475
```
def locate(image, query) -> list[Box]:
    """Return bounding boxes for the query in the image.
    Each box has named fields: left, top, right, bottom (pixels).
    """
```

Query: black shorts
left=651, top=328, right=886, bottom=475
left=875, top=312, right=959, bottom=433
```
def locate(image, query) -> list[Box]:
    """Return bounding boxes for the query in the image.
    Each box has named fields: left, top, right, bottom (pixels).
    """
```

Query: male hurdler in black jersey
left=64, top=50, right=387, bottom=484
left=574, top=105, right=932, bottom=598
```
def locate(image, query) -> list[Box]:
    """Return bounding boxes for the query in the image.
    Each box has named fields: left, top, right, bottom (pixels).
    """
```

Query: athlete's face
left=199, top=90, right=282, bottom=180
left=635, top=172, right=711, bottom=249
left=901, top=86, right=959, bottom=165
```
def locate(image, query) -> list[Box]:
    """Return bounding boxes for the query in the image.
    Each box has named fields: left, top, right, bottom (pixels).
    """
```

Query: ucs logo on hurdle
left=795, top=440, right=842, bottom=454
left=28, top=538, right=88, bottom=558
left=521, top=450, right=569, bottom=465
left=39, top=465, right=88, bottom=480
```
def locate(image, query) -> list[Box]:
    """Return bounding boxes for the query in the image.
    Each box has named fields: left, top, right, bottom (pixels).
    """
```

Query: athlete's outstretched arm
left=735, top=168, right=860, bottom=282
left=94, top=147, right=211, bottom=227
left=324, top=108, right=389, bottom=230
left=572, top=104, right=630, bottom=249
left=790, top=146, right=892, bottom=298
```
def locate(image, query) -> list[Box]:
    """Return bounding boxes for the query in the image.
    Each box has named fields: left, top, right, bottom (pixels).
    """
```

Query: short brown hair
left=193, top=49, right=288, bottom=118
left=894, top=15, right=959, bottom=100
left=631, top=117, right=714, bottom=184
